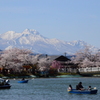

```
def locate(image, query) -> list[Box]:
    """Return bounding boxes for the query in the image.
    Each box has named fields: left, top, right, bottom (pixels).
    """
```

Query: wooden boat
left=68, top=89, right=98, bottom=94
left=0, top=78, right=11, bottom=89
left=0, top=84, right=11, bottom=89
left=18, top=80, right=28, bottom=83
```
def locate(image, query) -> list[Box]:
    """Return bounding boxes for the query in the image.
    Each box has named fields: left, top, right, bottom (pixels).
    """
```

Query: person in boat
left=88, top=86, right=92, bottom=91
left=77, top=82, right=84, bottom=90
left=5, top=79, right=10, bottom=85
left=68, top=85, right=72, bottom=91
left=0, top=81, right=3, bottom=85
left=22, top=78, right=25, bottom=80
left=76, top=85, right=79, bottom=90
left=1, top=79, right=10, bottom=85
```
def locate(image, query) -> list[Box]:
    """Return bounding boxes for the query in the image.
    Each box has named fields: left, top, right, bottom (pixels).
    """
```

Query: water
left=0, top=77, right=99, bottom=100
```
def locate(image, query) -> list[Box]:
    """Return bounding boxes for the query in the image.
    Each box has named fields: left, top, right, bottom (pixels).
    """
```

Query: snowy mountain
left=0, top=29, right=98, bottom=55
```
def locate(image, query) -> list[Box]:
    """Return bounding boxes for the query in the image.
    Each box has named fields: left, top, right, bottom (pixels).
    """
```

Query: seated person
left=77, top=82, right=84, bottom=90
left=22, top=78, right=25, bottom=80
left=68, top=85, right=72, bottom=91
left=5, top=79, right=10, bottom=84
left=76, top=85, right=79, bottom=90
left=88, top=86, right=92, bottom=90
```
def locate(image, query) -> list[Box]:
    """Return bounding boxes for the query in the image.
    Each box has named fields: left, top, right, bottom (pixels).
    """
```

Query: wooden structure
left=52, top=55, right=77, bottom=73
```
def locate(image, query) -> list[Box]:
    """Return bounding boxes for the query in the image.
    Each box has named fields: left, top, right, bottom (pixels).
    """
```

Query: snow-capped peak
left=22, top=29, right=39, bottom=35
left=67, top=40, right=87, bottom=46
left=0, top=31, right=15, bottom=40
left=0, top=29, right=98, bottom=55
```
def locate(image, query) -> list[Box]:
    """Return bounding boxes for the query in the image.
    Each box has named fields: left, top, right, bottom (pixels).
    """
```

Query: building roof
left=54, top=55, right=71, bottom=61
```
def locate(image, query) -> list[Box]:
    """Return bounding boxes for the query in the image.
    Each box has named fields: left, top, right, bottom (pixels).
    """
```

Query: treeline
left=72, top=46, right=100, bottom=68
left=0, top=48, right=55, bottom=77
left=0, top=46, right=100, bottom=77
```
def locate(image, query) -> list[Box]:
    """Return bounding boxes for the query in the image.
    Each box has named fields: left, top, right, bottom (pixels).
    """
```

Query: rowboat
left=68, top=89, right=98, bottom=94
left=0, top=78, right=11, bottom=89
left=18, top=80, right=28, bottom=83
left=0, top=84, right=11, bottom=89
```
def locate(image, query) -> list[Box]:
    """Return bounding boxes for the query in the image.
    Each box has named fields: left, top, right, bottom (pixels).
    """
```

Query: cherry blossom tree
left=37, top=56, right=52, bottom=71
left=0, top=48, right=40, bottom=74
left=71, top=45, right=100, bottom=71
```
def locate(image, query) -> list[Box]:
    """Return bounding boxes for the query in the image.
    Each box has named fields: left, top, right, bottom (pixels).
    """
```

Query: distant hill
left=0, top=29, right=98, bottom=55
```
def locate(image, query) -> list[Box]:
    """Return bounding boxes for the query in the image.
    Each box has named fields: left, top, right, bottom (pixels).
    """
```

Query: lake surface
left=0, top=77, right=100, bottom=100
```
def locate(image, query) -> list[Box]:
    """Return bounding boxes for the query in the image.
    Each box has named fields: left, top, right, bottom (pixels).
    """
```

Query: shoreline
left=1, top=74, right=100, bottom=79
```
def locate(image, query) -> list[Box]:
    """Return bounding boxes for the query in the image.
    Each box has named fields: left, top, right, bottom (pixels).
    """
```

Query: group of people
left=68, top=82, right=92, bottom=91
left=0, top=79, right=10, bottom=85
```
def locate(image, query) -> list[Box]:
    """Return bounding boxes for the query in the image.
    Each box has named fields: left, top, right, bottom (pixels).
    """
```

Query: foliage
left=48, top=68, right=58, bottom=76
left=51, top=60, right=62, bottom=69
left=71, top=45, right=100, bottom=68
left=1, top=45, right=100, bottom=77
left=0, top=48, right=40, bottom=74
left=0, top=74, right=5, bottom=77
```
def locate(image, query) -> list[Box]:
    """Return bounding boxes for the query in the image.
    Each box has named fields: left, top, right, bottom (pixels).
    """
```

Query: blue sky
left=0, top=0, right=100, bottom=48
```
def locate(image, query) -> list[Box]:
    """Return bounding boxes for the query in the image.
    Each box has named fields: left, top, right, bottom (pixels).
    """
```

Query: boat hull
left=0, top=85, right=11, bottom=89
left=18, top=80, right=28, bottom=83
left=68, top=89, right=97, bottom=94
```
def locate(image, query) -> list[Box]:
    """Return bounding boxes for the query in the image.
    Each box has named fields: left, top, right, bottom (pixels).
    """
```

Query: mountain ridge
left=0, top=29, right=98, bottom=55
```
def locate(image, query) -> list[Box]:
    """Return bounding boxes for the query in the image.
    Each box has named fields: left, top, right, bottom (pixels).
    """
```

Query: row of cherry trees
left=0, top=46, right=100, bottom=76
left=0, top=48, right=52, bottom=75
left=71, top=46, right=100, bottom=68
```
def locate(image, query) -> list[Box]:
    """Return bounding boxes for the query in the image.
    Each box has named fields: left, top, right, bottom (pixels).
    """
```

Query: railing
left=58, top=67, right=78, bottom=73
left=79, top=67, right=100, bottom=72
